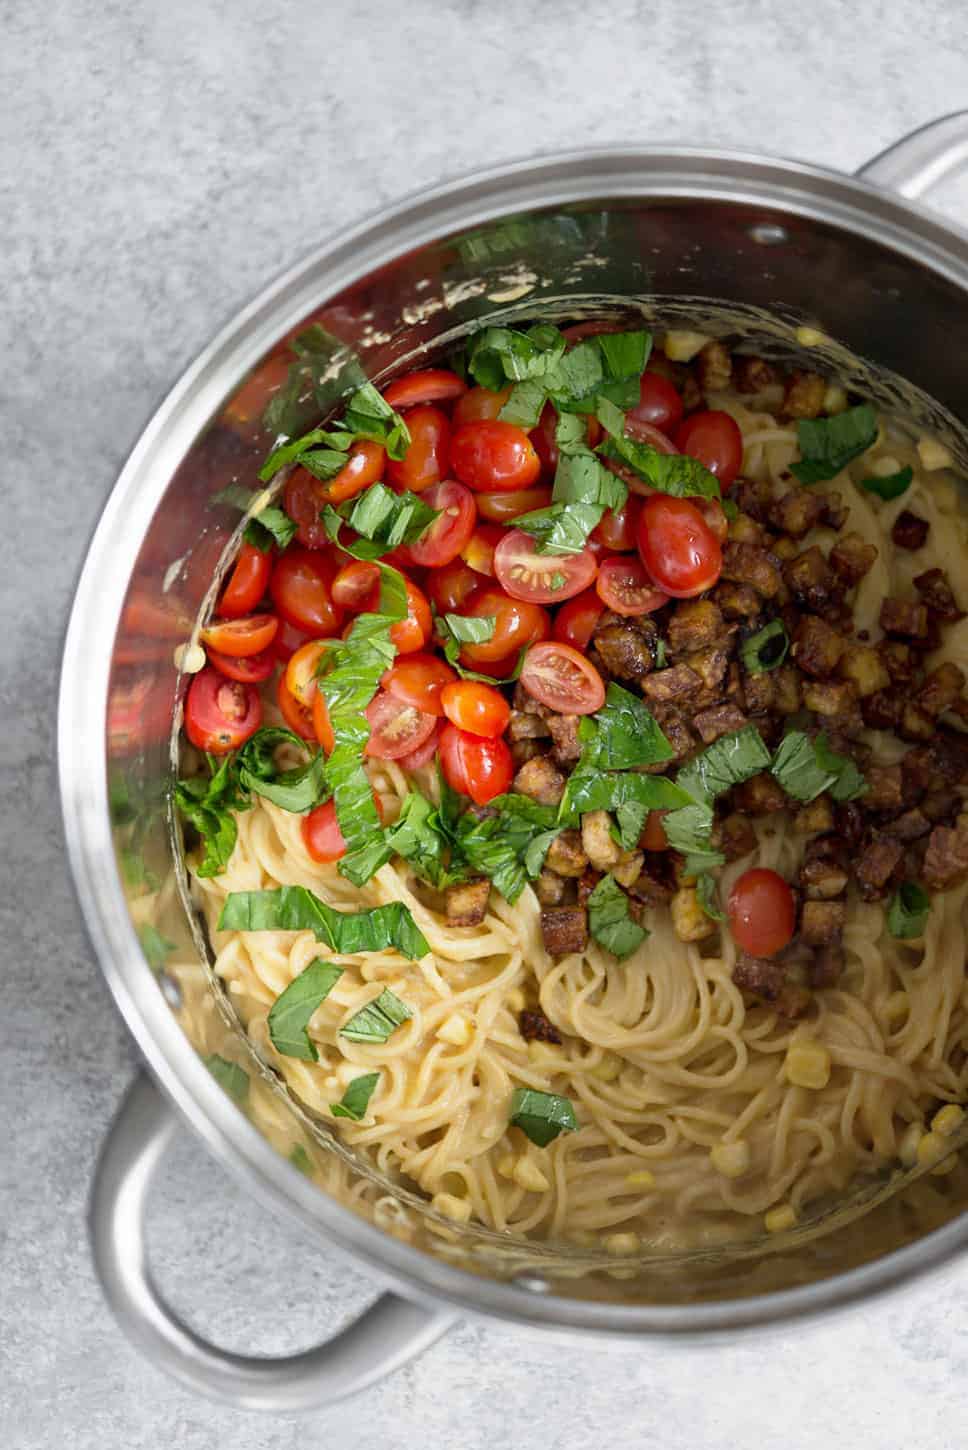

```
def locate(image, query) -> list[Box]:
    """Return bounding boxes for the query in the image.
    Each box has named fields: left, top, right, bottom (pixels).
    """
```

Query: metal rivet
left=511, top=1274, right=552, bottom=1294
left=749, top=223, right=788, bottom=246
left=159, top=973, right=182, bottom=1010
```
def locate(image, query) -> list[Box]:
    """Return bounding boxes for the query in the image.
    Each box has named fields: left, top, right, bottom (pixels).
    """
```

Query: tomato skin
left=382, top=653, right=457, bottom=715
left=629, top=372, right=684, bottom=435
left=452, top=385, right=511, bottom=427
left=405, top=480, right=476, bottom=568
left=218, top=542, right=272, bottom=618
left=389, top=576, right=432, bottom=655
left=382, top=368, right=467, bottom=409
left=553, top=588, right=604, bottom=652
left=727, top=868, right=796, bottom=958
left=332, top=560, right=381, bottom=611
left=595, top=555, right=671, bottom=616
left=641, top=810, right=669, bottom=852
left=451, top=420, right=541, bottom=492
left=460, top=522, right=503, bottom=577
left=426, top=558, right=478, bottom=614
left=530, top=402, right=559, bottom=479
left=185, top=668, right=262, bottom=754
left=458, top=585, right=550, bottom=665
left=386, top=404, right=450, bottom=494
left=270, top=549, right=344, bottom=636
left=439, top=723, right=514, bottom=806
left=271, top=619, right=311, bottom=664
left=440, top=680, right=510, bottom=738
left=277, top=675, right=316, bottom=741
left=636, top=495, right=723, bottom=598
left=302, top=792, right=385, bottom=864
left=321, top=439, right=387, bottom=504
left=364, top=690, right=438, bottom=760
left=396, top=719, right=443, bottom=771
left=519, top=641, right=605, bottom=715
left=206, top=644, right=275, bottom=683
left=494, top=529, right=599, bottom=605
left=285, top=640, right=333, bottom=709
left=592, top=495, right=642, bottom=552
left=312, top=691, right=335, bottom=753
left=200, top=612, right=278, bottom=658
left=476, top=486, right=552, bottom=523
left=674, top=410, right=743, bottom=490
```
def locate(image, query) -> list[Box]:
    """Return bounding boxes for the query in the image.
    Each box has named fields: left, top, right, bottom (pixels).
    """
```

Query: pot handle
left=90, top=1073, right=457, bottom=1411
left=856, top=111, right=968, bottom=199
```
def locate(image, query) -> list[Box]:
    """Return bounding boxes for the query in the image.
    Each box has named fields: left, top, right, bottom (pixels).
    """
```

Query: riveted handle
left=856, top=111, right=968, bottom=199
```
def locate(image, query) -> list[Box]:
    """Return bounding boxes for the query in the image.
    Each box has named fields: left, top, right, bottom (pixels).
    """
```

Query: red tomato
left=675, top=410, right=743, bottom=490
left=405, top=480, right=476, bottom=568
left=426, top=558, right=478, bottom=614
left=637, top=496, right=723, bottom=598
left=200, top=613, right=278, bottom=658
left=458, top=585, right=550, bottom=665
left=461, top=522, right=503, bottom=577
left=277, top=675, right=315, bottom=741
left=727, top=868, right=796, bottom=958
left=397, top=719, right=443, bottom=771
left=553, top=588, right=604, bottom=652
left=629, top=372, right=684, bottom=435
left=452, top=385, right=511, bottom=427
left=283, top=470, right=331, bottom=550
left=271, top=619, right=310, bottom=664
left=451, top=421, right=541, bottom=492
left=285, top=640, right=333, bottom=709
left=476, top=486, right=552, bottom=522
left=440, top=680, right=510, bottom=738
left=332, top=560, right=381, bottom=611
left=206, top=644, right=275, bottom=683
left=439, top=723, right=513, bottom=806
left=312, top=691, right=335, bottom=753
left=494, top=529, right=598, bottom=605
left=519, top=642, right=605, bottom=715
left=302, top=793, right=385, bottom=864
left=596, top=556, right=670, bottom=616
left=640, top=811, right=669, bottom=852
left=364, top=690, right=438, bottom=760
left=386, top=404, right=450, bottom=494
left=382, top=653, right=457, bottom=715
left=389, top=576, right=432, bottom=655
left=270, top=549, right=344, bottom=635
left=530, top=402, right=559, bottom=479
left=592, top=495, right=642, bottom=552
left=320, top=439, right=387, bottom=504
left=623, top=417, right=679, bottom=454
left=217, top=542, right=272, bottom=618
left=185, top=668, right=261, bottom=754
left=382, top=368, right=467, bottom=409
left=694, top=496, right=729, bottom=544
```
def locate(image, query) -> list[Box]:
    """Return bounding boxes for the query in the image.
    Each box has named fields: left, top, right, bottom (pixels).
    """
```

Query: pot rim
left=59, top=141, right=968, bottom=1336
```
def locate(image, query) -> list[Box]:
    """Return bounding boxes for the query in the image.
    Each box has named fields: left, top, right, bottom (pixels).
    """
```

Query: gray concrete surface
left=5, top=2, right=968, bottom=1446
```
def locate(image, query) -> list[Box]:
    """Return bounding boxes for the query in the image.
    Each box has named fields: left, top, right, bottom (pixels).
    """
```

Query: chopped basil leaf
left=595, top=395, right=626, bottom=440
left=139, top=923, right=175, bottom=968
left=268, top=959, right=344, bottom=1061
left=770, top=731, right=867, bottom=804
left=456, top=794, right=559, bottom=902
left=236, top=727, right=329, bottom=813
left=552, top=449, right=627, bottom=509
left=174, top=755, right=246, bottom=877
left=662, top=726, right=771, bottom=867
left=522, top=828, right=560, bottom=880
left=654, top=638, right=668, bottom=668
left=258, top=427, right=358, bottom=483
left=740, top=620, right=789, bottom=675
left=599, top=434, right=721, bottom=498
left=218, top=886, right=429, bottom=959
left=887, top=882, right=931, bottom=939
left=596, top=330, right=652, bottom=387
left=583, top=684, right=676, bottom=771
left=814, top=735, right=868, bottom=802
left=546, top=340, right=605, bottom=413
left=203, top=1054, right=249, bottom=1105
left=259, top=383, right=410, bottom=495
left=340, top=382, right=411, bottom=461
left=515, top=432, right=626, bottom=556
left=262, top=324, right=368, bottom=438
left=343, top=482, right=439, bottom=547
left=860, top=466, right=914, bottom=501
left=340, top=988, right=413, bottom=1044
left=721, top=498, right=739, bottom=522
left=441, top=613, right=496, bottom=645
left=514, top=500, right=606, bottom=555
left=466, top=324, right=566, bottom=391
left=499, top=379, right=548, bottom=429
left=790, top=403, right=877, bottom=485
left=509, top=1087, right=578, bottom=1147
left=661, top=803, right=724, bottom=875
left=554, top=411, right=587, bottom=451
left=212, top=485, right=298, bottom=550
left=331, top=1072, right=380, bottom=1121
left=696, top=873, right=726, bottom=922
left=289, top=1145, right=314, bottom=1175
left=384, top=791, right=453, bottom=886
left=559, top=770, right=691, bottom=850
left=588, top=874, right=648, bottom=960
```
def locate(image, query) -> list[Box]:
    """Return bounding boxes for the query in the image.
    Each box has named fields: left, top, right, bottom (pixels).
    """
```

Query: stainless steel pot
left=60, top=113, right=968, bottom=1411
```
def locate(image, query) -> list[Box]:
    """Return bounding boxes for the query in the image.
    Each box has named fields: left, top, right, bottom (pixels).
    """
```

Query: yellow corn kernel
left=883, top=991, right=910, bottom=1028
left=823, top=383, right=848, bottom=415
left=898, top=1121, right=925, bottom=1167
left=590, top=1051, right=623, bottom=1082
left=711, top=1140, right=752, bottom=1179
left=916, top=1131, right=947, bottom=1169
left=604, top=1231, right=640, bottom=1256
left=528, top=1041, right=562, bottom=1068
left=625, top=1169, right=656, bottom=1188
left=497, top=1154, right=516, bottom=1180
left=506, top=987, right=526, bottom=1013
left=436, top=1013, right=472, bottom=1047
left=917, top=436, right=953, bottom=472
left=431, top=1192, right=472, bottom=1224
left=173, top=642, right=206, bottom=673
left=932, top=1104, right=965, bottom=1138
left=764, top=1204, right=797, bottom=1234
left=785, top=1040, right=831, bottom=1090
left=795, top=325, right=828, bottom=347
left=513, top=1157, right=550, bottom=1193
left=662, top=329, right=710, bottom=362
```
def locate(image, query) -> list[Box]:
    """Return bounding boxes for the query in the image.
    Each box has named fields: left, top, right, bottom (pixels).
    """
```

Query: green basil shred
left=587, top=874, right=648, bottom=960
left=887, top=882, right=931, bottom=939
left=790, top=404, right=877, bottom=485
left=331, top=1072, right=380, bottom=1121
left=267, top=959, right=344, bottom=1061
left=509, top=1087, right=578, bottom=1147
left=203, top=1055, right=249, bottom=1105
left=740, top=620, right=789, bottom=675
left=340, top=989, right=413, bottom=1044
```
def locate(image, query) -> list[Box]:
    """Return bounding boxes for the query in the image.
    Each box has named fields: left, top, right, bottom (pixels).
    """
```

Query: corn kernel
left=764, top=1204, right=797, bottom=1234
left=784, top=1041, right=831, bottom=1090
left=795, top=325, right=828, bottom=347
left=711, top=1140, right=752, bottom=1179
left=590, top=1051, right=623, bottom=1082
left=173, top=642, right=206, bottom=673
left=823, top=383, right=848, bottom=415
left=604, top=1231, right=640, bottom=1256
left=917, top=436, right=953, bottom=472
left=898, top=1121, right=925, bottom=1167
left=932, top=1104, right=965, bottom=1138
left=662, top=329, right=709, bottom=362
left=436, top=1013, right=472, bottom=1046
left=506, top=987, right=526, bottom=1013
left=431, top=1192, right=472, bottom=1224
left=625, top=1169, right=656, bottom=1188
left=513, top=1157, right=550, bottom=1193
left=883, top=991, right=910, bottom=1028
left=497, top=1154, right=516, bottom=1180
left=916, top=1131, right=947, bottom=1168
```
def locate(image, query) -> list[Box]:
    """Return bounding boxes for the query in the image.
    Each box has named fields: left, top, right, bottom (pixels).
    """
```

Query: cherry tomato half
left=217, top=542, right=272, bottom=618
left=397, top=718, right=443, bottom=771
left=200, top=613, right=278, bottom=658
left=591, top=495, right=642, bottom=552
left=675, top=410, right=743, bottom=491
left=458, top=585, right=550, bottom=665
left=389, top=576, right=432, bottom=655
left=530, top=402, right=559, bottom=479
left=270, top=549, right=344, bottom=636
left=382, top=653, right=457, bottom=716
left=319, top=439, right=387, bottom=505
left=386, top=404, right=450, bottom=494
left=552, top=588, right=604, bottom=652
left=382, top=368, right=467, bottom=409
left=277, top=674, right=315, bottom=741
left=628, top=372, right=684, bottom=435
left=595, top=555, right=670, bottom=616
left=283, top=470, right=330, bottom=550
left=405, top=480, right=476, bottom=568
left=285, top=640, right=333, bottom=709
left=302, top=792, right=385, bottom=864
left=364, top=689, right=438, bottom=760
left=494, top=529, right=598, bottom=605
left=637, top=495, right=723, bottom=599
left=452, top=385, right=511, bottom=427
left=727, top=868, right=796, bottom=959
left=206, top=644, right=275, bottom=683
left=476, top=486, right=552, bottom=523
left=426, top=558, right=478, bottom=614
left=185, top=668, right=262, bottom=754
left=451, top=420, right=541, bottom=492
left=312, top=691, right=335, bottom=753
left=461, top=522, right=503, bottom=577
left=519, top=642, right=605, bottom=715
left=439, top=723, right=514, bottom=806
left=332, top=560, right=380, bottom=611
left=440, top=680, right=510, bottom=738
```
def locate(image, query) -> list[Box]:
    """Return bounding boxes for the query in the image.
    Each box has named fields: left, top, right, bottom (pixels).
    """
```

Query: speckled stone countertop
left=5, top=3, right=968, bottom=1446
